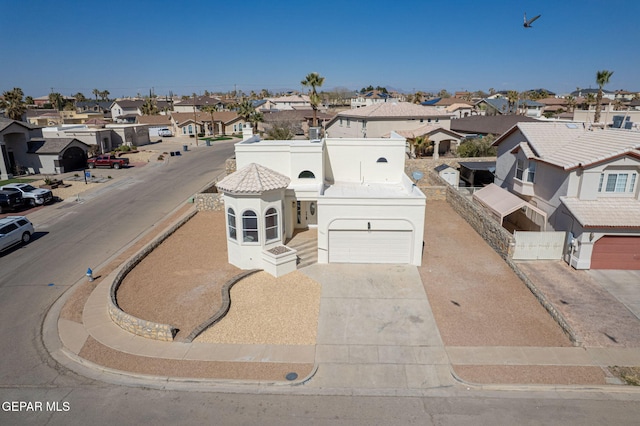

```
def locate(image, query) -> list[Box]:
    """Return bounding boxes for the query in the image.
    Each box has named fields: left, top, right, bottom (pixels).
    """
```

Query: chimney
left=242, top=123, right=254, bottom=140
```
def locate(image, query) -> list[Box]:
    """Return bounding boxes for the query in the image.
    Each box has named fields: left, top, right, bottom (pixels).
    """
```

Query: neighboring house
left=0, top=118, right=90, bottom=178
left=173, top=96, right=223, bottom=113
left=26, top=138, right=89, bottom=174
left=1, top=118, right=39, bottom=179
left=434, top=164, right=459, bottom=187
left=75, top=101, right=112, bottom=118
left=326, top=102, right=453, bottom=139
left=43, top=126, right=114, bottom=153
left=389, top=124, right=464, bottom=159
left=170, top=111, right=244, bottom=136
left=350, top=90, right=399, bottom=109
left=259, top=110, right=334, bottom=137
left=570, top=88, right=615, bottom=100
left=110, top=99, right=172, bottom=123
left=215, top=127, right=426, bottom=276
left=450, top=115, right=540, bottom=137
left=476, top=98, right=544, bottom=117
left=492, top=122, right=640, bottom=270
left=432, top=97, right=475, bottom=118
left=137, top=115, right=172, bottom=127
left=26, top=109, right=62, bottom=127
left=262, top=94, right=311, bottom=111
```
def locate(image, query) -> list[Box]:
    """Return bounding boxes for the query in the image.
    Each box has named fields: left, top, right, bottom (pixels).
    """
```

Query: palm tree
left=506, top=90, right=519, bottom=114
left=0, top=88, right=27, bottom=120
left=92, top=88, right=100, bottom=101
left=565, top=95, right=576, bottom=112
left=585, top=93, right=596, bottom=112
left=201, top=105, right=216, bottom=136
left=99, top=90, right=110, bottom=101
left=248, top=111, right=264, bottom=133
left=49, top=92, right=64, bottom=111
left=74, top=92, right=87, bottom=103
left=237, top=99, right=255, bottom=123
left=594, top=70, right=614, bottom=123
left=301, top=72, right=325, bottom=127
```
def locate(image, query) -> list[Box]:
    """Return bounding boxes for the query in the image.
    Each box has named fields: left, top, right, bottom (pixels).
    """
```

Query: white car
left=158, top=129, right=173, bottom=137
left=0, top=216, right=34, bottom=252
left=0, top=183, right=53, bottom=207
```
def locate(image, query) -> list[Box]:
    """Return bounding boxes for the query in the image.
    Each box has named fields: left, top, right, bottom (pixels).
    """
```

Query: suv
left=0, top=216, right=34, bottom=252
left=0, top=189, right=25, bottom=213
left=0, top=183, right=53, bottom=207
left=158, top=129, right=173, bottom=137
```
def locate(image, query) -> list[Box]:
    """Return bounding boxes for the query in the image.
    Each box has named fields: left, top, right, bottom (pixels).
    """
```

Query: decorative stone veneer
left=225, top=158, right=237, bottom=175
left=194, top=193, right=225, bottom=211
left=108, top=208, right=198, bottom=341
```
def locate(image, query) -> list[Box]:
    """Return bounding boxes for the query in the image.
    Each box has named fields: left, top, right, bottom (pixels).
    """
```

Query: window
left=516, top=159, right=525, bottom=180
left=242, top=210, right=258, bottom=242
left=298, top=170, right=315, bottom=179
left=227, top=208, right=237, bottom=240
left=599, top=172, right=637, bottom=193
left=527, top=161, right=536, bottom=183
left=265, top=208, right=278, bottom=241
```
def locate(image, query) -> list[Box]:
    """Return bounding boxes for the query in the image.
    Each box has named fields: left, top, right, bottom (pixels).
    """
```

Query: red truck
left=87, top=154, right=130, bottom=169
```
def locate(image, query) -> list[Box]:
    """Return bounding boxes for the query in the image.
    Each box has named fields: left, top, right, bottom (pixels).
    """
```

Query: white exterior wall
left=327, top=117, right=452, bottom=139
left=235, top=140, right=324, bottom=182
left=324, top=138, right=406, bottom=183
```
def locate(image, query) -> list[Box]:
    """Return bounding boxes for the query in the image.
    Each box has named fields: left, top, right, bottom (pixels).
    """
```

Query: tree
left=99, top=90, right=110, bottom=101
left=248, top=111, right=263, bottom=133
left=0, top=87, right=27, bottom=120
left=201, top=105, right=216, bottom=135
left=565, top=95, right=576, bottom=112
left=25, top=96, right=34, bottom=105
left=237, top=99, right=255, bottom=122
left=74, top=92, right=87, bottom=103
left=49, top=92, right=64, bottom=111
left=488, top=88, right=496, bottom=96
left=141, top=97, right=158, bottom=115
left=585, top=93, right=596, bottom=111
left=92, top=88, right=100, bottom=101
left=506, top=90, right=519, bottom=114
left=301, top=72, right=325, bottom=127
left=594, top=69, right=613, bottom=123
left=265, top=121, right=296, bottom=140
left=457, top=135, right=497, bottom=158
left=437, top=89, right=451, bottom=98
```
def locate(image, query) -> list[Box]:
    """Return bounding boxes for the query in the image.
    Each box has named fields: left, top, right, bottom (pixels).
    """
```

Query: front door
left=296, top=201, right=317, bottom=228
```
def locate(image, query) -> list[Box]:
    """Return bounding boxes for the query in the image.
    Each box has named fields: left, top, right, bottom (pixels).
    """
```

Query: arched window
left=298, top=170, right=315, bottom=179
left=227, top=208, right=237, bottom=240
left=242, top=210, right=258, bottom=242
left=376, top=157, right=388, bottom=163
left=265, top=208, right=278, bottom=241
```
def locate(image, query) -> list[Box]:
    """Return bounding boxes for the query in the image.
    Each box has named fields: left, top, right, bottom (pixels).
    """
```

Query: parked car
left=86, top=154, right=130, bottom=169
left=0, top=189, right=25, bottom=213
left=0, top=183, right=53, bottom=207
left=158, top=129, right=173, bottom=137
left=0, top=216, right=34, bottom=252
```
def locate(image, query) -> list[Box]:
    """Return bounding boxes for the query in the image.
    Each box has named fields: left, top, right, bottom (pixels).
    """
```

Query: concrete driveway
left=587, top=269, right=640, bottom=320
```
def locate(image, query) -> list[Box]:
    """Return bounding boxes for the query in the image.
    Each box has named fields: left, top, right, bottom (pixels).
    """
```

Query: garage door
left=329, top=230, right=412, bottom=263
left=591, top=236, right=640, bottom=270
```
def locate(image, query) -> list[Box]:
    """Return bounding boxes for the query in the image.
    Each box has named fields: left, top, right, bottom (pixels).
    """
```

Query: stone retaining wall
left=108, top=208, right=198, bottom=341
left=194, top=193, right=225, bottom=211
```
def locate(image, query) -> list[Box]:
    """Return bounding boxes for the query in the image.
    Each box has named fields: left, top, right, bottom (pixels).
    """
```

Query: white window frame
left=598, top=171, right=637, bottom=194
left=265, top=208, right=279, bottom=241
left=227, top=208, right=237, bottom=240
left=242, top=210, right=259, bottom=243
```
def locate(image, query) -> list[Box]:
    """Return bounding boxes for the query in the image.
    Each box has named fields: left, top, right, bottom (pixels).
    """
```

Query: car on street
left=87, top=154, right=130, bottom=169
left=0, top=216, right=34, bottom=252
left=0, top=189, right=25, bottom=213
left=0, top=183, right=53, bottom=207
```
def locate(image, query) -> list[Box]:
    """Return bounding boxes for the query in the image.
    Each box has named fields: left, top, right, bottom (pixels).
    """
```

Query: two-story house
left=350, top=90, right=399, bottom=109
left=215, top=127, right=426, bottom=276
left=493, top=122, right=640, bottom=270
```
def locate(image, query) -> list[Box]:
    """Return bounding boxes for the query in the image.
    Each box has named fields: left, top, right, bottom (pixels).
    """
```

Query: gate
left=513, top=231, right=567, bottom=260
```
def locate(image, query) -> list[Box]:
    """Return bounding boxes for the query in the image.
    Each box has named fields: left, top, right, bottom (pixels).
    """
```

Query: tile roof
left=385, top=124, right=463, bottom=139
left=216, top=163, right=290, bottom=194
left=560, top=197, right=640, bottom=228
left=435, top=97, right=473, bottom=107
left=174, top=96, right=222, bottom=107
left=137, top=115, right=172, bottom=125
left=27, top=138, right=87, bottom=154
left=267, top=94, right=311, bottom=103
left=515, top=123, right=640, bottom=169
left=450, top=115, right=540, bottom=135
left=337, top=102, right=451, bottom=119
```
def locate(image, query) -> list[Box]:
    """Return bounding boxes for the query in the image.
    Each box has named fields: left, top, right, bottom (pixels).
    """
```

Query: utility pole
left=193, top=93, right=198, bottom=146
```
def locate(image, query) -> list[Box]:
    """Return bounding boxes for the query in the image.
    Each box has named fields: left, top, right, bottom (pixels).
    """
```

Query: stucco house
left=326, top=102, right=453, bottom=139
left=215, top=127, right=426, bottom=277
left=492, top=122, right=640, bottom=270
left=262, top=94, right=312, bottom=111
left=350, top=90, right=399, bottom=109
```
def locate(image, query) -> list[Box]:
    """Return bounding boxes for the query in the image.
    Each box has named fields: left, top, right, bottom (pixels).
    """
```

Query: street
left=1, top=139, right=639, bottom=425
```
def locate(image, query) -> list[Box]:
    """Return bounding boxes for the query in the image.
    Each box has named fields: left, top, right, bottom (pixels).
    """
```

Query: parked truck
left=87, top=154, right=130, bottom=169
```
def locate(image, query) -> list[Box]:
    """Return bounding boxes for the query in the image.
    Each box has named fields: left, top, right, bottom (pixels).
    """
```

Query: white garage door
left=329, top=230, right=412, bottom=263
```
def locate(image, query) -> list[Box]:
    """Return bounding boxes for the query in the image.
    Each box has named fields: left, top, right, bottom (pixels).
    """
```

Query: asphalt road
left=1, top=138, right=639, bottom=425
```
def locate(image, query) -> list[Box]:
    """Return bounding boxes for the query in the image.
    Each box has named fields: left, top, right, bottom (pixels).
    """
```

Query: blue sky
left=1, top=0, right=638, bottom=98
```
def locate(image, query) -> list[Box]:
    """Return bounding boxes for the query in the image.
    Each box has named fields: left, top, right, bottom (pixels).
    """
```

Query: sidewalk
left=44, top=183, right=640, bottom=394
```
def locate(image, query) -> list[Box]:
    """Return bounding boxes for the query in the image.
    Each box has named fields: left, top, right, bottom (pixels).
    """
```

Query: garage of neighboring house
left=591, top=236, right=640, bottom=270
left=27, top=138, right=90, bottom=174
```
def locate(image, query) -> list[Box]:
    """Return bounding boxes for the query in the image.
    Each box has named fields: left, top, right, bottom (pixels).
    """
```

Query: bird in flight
left=524, top=12, right=541, bottom=28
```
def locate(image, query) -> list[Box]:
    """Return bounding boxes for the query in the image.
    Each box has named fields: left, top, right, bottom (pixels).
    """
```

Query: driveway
left=587, top=269, right=640, bottom=320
